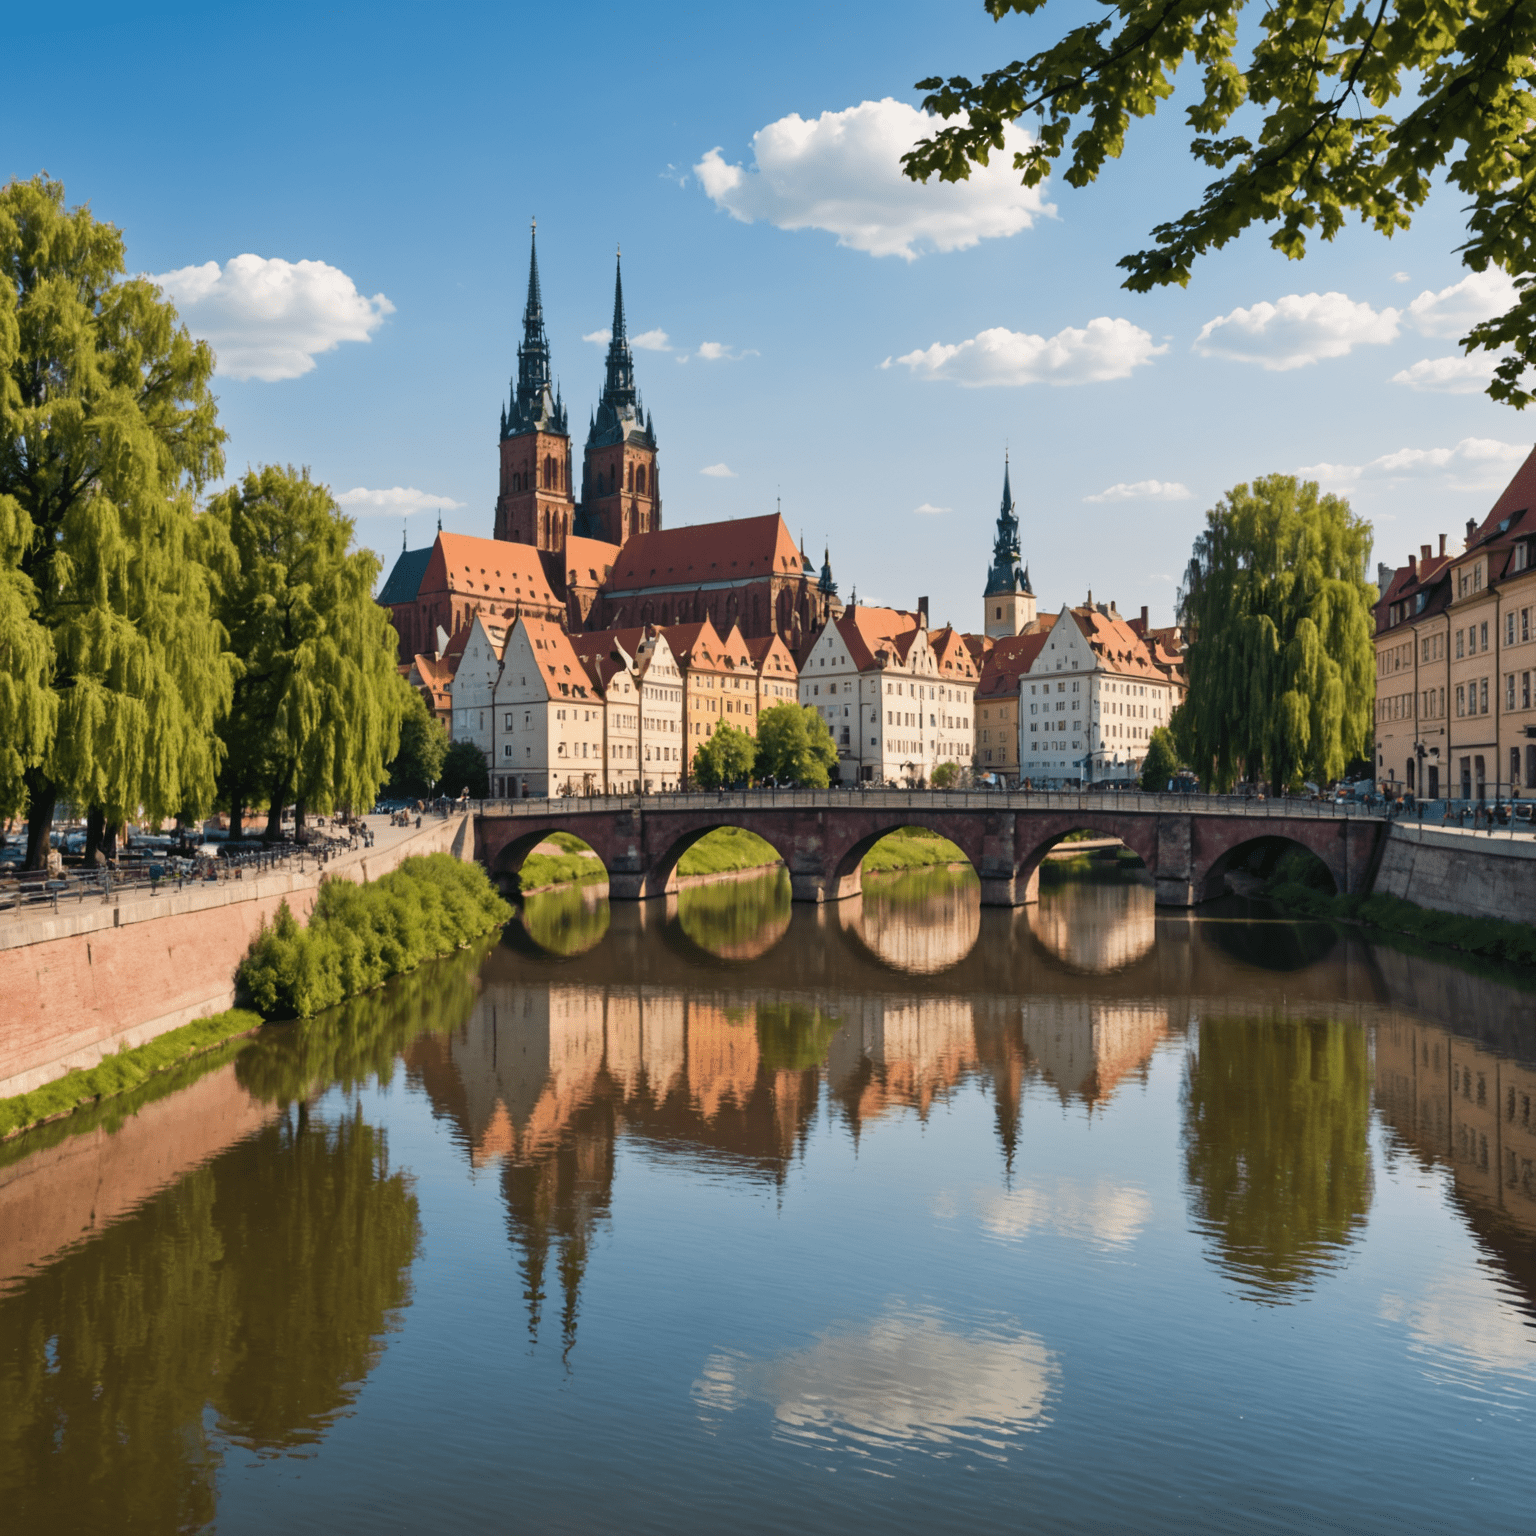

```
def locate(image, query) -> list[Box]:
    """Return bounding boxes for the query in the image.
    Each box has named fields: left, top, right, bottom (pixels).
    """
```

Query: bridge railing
left=466, top=788, right=1390, bottom=822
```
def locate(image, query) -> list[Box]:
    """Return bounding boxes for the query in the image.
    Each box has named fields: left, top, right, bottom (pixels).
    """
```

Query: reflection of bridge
left=474, top=789, right=1386, bottom=907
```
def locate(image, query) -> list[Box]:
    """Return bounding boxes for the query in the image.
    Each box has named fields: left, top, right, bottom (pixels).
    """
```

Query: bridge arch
left=826, top=820, right=986, bottom=904
left=1198, top=833, right=1342, bottom=902
left=643, top=821, right=793, bottom=900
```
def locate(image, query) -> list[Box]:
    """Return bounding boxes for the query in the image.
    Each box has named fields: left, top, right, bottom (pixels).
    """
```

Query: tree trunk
left=23, top=767, right=56, bottom=872
left=294, top=796, right=307, bottom=843
left=228, top=777, right=245, bottom=842
left=83, top=805, right=106, bottom=867
left=102, top=820, right=121, bottom=862
left=264, top=761, right=295, bottom=843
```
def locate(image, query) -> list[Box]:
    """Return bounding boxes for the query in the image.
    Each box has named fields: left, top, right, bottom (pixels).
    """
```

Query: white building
left=490, top=617, right=607, bottom=797
left=571, top=627, right=685, bottom=793
left=450, top=612, right=510, bottom=769
left=799, top=604, right=976, bottom=785
left=1018, top=600, right=1177, bottom=785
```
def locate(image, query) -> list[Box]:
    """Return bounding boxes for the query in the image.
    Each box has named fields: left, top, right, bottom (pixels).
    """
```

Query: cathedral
left=380, top=226, right=840, bottom=662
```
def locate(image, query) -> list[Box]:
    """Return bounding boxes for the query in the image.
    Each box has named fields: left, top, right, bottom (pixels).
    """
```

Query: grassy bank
left=242, top=852, right=513, bottom=1018
left=517, top=831, right=609, bottom=891
left=862, top=826, right=969, bottom=874
left=1269, top=876, right=1536, bottom=967
left=516, top=827, right=785, bottom=892
left=0, top=1007, right=264, bottom=1141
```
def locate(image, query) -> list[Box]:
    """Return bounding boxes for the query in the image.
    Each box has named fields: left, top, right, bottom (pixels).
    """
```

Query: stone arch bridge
left=472, top=789, right=1387, bottom=908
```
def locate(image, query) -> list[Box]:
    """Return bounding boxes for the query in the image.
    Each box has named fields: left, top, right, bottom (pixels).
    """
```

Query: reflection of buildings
left=1018, top=1000, right=1170, bottom=1107
left=844, top=878, right=981, bottom=974
left=826, top=998, right=981, bottom=1126
left=1375, top=1017, right=1536, bottom=1314
left=1028, top=882, right=1156, bottom=973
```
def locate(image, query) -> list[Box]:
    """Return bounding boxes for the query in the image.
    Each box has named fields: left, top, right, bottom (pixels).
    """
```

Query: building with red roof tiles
left=661, top=618, right=764, bottom=781
left=744, top=633, right=800, bottom=720
left=402, top=650, right=455, bottom=725
left=799, top=601, right=975, bottom=784
left=975, top=627, right=1053, bottom=781
left=570, top=627, right=685, bottom=790
left=380, top=530, right=565, bottom=664
left=1019, top=598, right=1178, bottom=786
left=588, top=513, right=839, bottom=648
left=487, top=617, right=608, bottom=798
left=549, top=535, right=622, bottom=630
left=1371, top=443, right=1536, bottom=800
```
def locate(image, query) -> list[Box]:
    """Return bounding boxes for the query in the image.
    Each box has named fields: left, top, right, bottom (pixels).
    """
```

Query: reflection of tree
left=756, top=1003, right=841, bottom=1071
left=0, top=1108, right=418, bottom=1529
left=1183, top=1016, right=1372, bottom=1300
left=515, top=887, right=611, bottom=957
left=673, top=869, right=791, bottom=961
left=235, top=935, right=490, bottom=1106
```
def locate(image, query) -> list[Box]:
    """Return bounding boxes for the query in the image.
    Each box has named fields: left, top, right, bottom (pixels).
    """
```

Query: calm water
left=4, top=867, right=1536, bottom=1533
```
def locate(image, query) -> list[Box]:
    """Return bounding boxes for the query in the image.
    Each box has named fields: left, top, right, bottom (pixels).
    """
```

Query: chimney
left=1439, top=533, right=1447, bottom=556
left=1086, top=589, right=1094, bottom=608
left=918, top=595, right=929, bottom=629
left=1408, top=553, right=1417, bottom=576
left=1140, top=606, right=1149, bottom=631
left=1421, top=544, right=1432, bottom=564
left=1466, top=517, right=1477, bottom=548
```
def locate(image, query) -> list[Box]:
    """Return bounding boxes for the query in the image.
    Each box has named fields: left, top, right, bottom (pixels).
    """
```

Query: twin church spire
left=984, top=455, right=1030, bottom=599
left=499, top=225, right=654, bottom=453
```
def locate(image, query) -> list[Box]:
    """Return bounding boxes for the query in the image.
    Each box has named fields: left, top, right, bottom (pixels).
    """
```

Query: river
left=2, top=866, right=1535, bottom=1533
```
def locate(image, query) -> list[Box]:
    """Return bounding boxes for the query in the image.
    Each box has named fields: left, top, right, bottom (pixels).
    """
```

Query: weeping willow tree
left=208, top=466, right=403, bottom=840
left=0, top=176, right=231, bottom=867
left=1174, top=476, right=1375, bottom=792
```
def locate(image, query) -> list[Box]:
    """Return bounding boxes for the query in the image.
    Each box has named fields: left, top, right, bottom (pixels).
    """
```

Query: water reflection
left=694, top=1305, right=1056, bottom=1454
left=514, top=884, right=611, bottom=957
left=0, top=1107, right=418, bottom=1531
left=1028, top=881, right=1156, bottom=974
left=1183, top=1016, right=1373, bottom=1302
left=673, top=868, right=792, bottom=961
left=843, top=867, right=981, bottom=974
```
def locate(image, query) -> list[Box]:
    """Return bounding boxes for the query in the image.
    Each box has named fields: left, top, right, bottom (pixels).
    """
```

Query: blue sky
left=7, top=0, right=1527, bottom=629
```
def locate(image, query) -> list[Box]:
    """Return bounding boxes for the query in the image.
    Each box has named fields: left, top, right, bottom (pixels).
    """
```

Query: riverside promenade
left=0, top=812, right=472, bottom=1099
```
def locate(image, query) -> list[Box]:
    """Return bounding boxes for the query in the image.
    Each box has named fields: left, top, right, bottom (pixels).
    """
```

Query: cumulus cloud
left=152, top=254, right=393, bottom=381
left=699, top=463, right=737, bottom=478
left=1380, top=1271, right=1536, bottom=1377
left=1194, top=292, right=1400, bottom=371
left=1085, top=479, right=1191, bottom=504
left=914, top=502, right=952, bottom=515
left=582, top=328, right=611, bottom=346
left=1392, top=271, right=1411, bottom=283
left=1296, top=437, right=1530, bottom=494
left=694, top=340, right=757, bottom=361
left=336, top=486, right=465, bottom=514
left=633, top=327, right=671, bottom=351
left=1391, top=353, right=1502, bottom=394
left=1406, top=269, right=1518, bottom=338
left=695, top=97, right=1051, bottom=261
left=692, top=1306, right=1056, bottom=1452
left=890, top=318, right=1162, bottom=387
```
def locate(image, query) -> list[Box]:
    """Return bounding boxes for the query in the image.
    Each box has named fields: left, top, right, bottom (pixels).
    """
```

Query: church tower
left=578, top=251, right=660, bottom=546
left=494, top=222, right=577, bottom=551
left=984, top=456, right=1035, bottom=638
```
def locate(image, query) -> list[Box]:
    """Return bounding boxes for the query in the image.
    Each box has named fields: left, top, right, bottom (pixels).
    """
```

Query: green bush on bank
left=242, top=853, right=513, bottom=1018
left=1267, top=881, right=1536, bottom=967
left=0, top=1008, right=264, bottom=1141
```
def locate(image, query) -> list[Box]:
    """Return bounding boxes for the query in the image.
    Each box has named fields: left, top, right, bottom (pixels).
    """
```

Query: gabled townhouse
left=798, top=602, right=973, bottom=785
left=1019, top=599, right=1177, bottom=785
left=490, top=617, right=606, bottom=797
left=663, top=618, right=759, bottom=781
left=570, top=634, right=642, bottom=794
left=745, top=632, right=800, bottom=721
left=975, top=627, right=1052, bottom=779
left=927, top=625, right=980, bottom=772
left=450, top=612, right=511, bottom=768
left=630, top=628, right=686, bottom=791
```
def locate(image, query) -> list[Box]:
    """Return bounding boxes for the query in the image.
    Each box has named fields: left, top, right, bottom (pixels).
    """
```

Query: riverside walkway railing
left=463, top=787, right=1393, bottom=822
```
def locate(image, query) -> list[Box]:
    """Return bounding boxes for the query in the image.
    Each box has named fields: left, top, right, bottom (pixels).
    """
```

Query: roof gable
left=379, top=546, right=433, bottom=606
left=607, top=514, right=804, bottom=587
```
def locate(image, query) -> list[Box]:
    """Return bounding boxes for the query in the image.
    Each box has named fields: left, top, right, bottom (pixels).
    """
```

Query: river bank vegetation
left=0, top=1007, right=263, bottom=1141
left=241, top=854, right=512, bottom=1018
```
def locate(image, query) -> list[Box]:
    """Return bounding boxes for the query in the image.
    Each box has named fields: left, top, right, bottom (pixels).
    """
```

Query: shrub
left=241, top=853, right=512, bottom=1018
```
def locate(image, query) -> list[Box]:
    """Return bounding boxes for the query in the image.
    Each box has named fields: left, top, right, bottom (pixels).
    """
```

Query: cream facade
left=489, top=617, right=607, bottom=797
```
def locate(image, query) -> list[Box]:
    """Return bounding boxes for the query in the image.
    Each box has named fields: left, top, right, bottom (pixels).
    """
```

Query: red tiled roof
left=977, top=630, right=1051, bottom=695
left=744, top=633, right=798, bottom=677
left=832, top=605, right=921, bottom=671
left=929, top=625, right=978, bottom=681
left=517, top=617, right=593, bottom=698
left=424, top=532, right=560, bottom=607
left=609, top=514, right=805, bottom=587
left=1068, top=607, right=1166, bottom=680
left=562, top=535, right=622, bottom=587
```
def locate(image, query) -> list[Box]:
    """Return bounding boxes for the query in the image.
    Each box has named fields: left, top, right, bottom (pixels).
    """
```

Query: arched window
left=637, top=465, right=646, bottom=494
left=627, top=462, right=634, bottom=491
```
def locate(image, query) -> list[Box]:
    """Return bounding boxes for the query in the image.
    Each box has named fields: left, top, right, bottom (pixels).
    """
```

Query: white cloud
left=1391, top=353, right=1502, bottom=394
left=913, top=502, right=952, bottom=515
left=1392, top=271, right=1411, bottom=283
left=336, top=486, right=465, bottom=514
left=693, top=1306, right=1056, bottom=1452
left=1406, top=269, right=1518, bottom=338
left=891, top=318, right=1162, bottom=388
left=1297, top=436, right=1530, bottom=494
left=975, top=1180, right=1153, bottom=1250
left=582, top=328, right=611, bottom=346
left=1381, top=1271, right=1536, bottom=1377
left=695, top=97, right=1051, bottom=261
left=1085, top=479, right=1191, bottom=504
left=695, top=340, right=757, bottom=361
left=152, top=254, right=393, bottom=381
left=633, top=327, right=671, bottom=351
left=699, top=463, right=737, bottom=478
left=1194, top=292, right=1400, bottom=371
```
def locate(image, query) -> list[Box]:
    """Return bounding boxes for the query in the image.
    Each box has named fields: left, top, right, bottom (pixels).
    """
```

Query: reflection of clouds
left=1029, top=881, right=1155, bottom=973
left=976, top=1179, right=1153, bottom=1250
left=1381, top=1271, right=1536, bottom=1377
left=694, top=1306, right=1055, bottom=1453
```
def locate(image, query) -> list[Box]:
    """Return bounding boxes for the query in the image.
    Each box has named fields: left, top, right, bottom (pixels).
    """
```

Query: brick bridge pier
left=473, top=790, right=1387, bottom=908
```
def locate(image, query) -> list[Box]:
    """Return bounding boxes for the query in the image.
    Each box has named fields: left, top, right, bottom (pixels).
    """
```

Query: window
left=1525, top=672, right=1532, bottom=710
left=1456, top=685, right=1466, bottom=717
left=1508, top=674, right=1517, bottom=711
left=1481, top=678, right=1489, bottom=713
left=1509, top=613, right=1518, bottom=647
left=1457, top=630, right=1465, bottom=658
left=1481, top=621, right=1489, bottom=651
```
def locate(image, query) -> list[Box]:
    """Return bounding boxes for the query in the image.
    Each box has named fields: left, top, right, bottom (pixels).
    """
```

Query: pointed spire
left=985, top=451, right=1029, bottom=598
left=504, top=218, right=562, bottom=439
left=600, top=246, right=636, bottom=411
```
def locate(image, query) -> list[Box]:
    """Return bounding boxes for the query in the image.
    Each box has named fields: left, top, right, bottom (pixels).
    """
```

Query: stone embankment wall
left=1373, top=822, right=1536, bottom=923
left=0, top=815, right=472, bottom=1100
